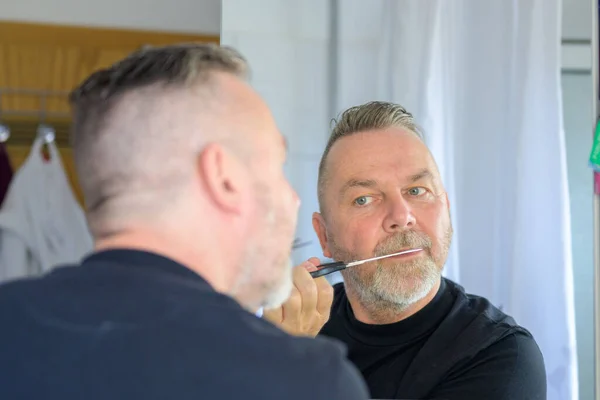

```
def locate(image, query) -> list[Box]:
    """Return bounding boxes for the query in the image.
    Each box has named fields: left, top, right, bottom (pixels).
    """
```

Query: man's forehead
left=327, top=129, right=433, bottom=174
left=331, top=127, right=423, bottom=152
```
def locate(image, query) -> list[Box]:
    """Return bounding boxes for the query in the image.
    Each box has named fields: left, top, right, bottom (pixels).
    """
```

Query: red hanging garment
left=0, top=142, right=13, bottom=207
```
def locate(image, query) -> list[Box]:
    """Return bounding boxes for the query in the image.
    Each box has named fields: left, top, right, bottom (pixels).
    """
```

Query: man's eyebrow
left=338, top=170, right=434, bottom=197
left=409, top=168, right=433, bottom=182
left=339, top=179, right=378, bottom=197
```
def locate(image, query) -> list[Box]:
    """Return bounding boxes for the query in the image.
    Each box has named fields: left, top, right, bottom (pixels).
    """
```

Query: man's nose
left=382, top=194, right=416, bottom=233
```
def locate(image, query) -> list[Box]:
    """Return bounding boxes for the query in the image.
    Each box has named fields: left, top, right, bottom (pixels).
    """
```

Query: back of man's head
left=69, top=43, right=249, bottom=236
left=69, top=44, right=299, bottom=311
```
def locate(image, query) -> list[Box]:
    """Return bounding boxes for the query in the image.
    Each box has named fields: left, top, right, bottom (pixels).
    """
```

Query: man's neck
left=95, top=230, right=234, bottom=296
left=345, top=279, right=442, bottom=325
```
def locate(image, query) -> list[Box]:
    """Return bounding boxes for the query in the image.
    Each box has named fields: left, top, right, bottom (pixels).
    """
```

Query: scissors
left=310, top=248, right=423, bottom=278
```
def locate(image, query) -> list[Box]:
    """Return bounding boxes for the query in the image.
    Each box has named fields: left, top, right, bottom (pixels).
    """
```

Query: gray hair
left=317, top=101, right=424, bottom=211
left=68, top=43, right=249, bottom=233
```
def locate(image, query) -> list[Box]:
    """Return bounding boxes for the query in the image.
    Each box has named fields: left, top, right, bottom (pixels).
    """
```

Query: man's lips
left=378, top=248, right=424, bottom=260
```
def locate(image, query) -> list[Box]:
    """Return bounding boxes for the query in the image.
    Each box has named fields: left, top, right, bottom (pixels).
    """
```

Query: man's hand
left=263, top=257, right=334, bottom=337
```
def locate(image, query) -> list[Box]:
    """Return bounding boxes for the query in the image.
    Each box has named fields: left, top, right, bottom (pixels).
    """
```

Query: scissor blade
left=346, top=248, right=422, bottom=268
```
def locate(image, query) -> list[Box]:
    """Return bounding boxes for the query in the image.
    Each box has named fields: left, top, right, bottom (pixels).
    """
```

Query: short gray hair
left=317, top=101, right=424, bottom=211
left=69, top=43, right=249, bottom=230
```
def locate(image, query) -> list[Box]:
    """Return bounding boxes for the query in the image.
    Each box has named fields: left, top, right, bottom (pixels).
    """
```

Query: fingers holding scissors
left=263, top=258, right=334, bottom=337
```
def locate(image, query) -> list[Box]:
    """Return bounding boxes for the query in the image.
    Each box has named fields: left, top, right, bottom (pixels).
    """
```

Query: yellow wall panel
left=0, top=20, right=219, bottom=209
left=0, top=20, right=219, bottom=115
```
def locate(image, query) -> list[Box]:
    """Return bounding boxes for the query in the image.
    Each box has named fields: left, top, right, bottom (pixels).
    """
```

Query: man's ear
left=312, top=212, right=332, bottom=259
left=197, top=142, right=246, bottom=214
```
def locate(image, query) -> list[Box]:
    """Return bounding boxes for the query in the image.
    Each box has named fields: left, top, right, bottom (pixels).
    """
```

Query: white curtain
left=221, top=0, right=332, bottom=266
left=334, top=1, right=577, bottom=399
left=222, top=0, right=577, bottom=397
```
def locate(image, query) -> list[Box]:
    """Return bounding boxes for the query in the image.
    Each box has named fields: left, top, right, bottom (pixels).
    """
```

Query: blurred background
left=0, top=1, right=597, bottom=399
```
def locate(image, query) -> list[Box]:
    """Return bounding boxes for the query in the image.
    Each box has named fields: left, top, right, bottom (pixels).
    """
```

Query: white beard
left=344, top=258, right=440, bottom=312
left=261, top=257, right=294, bottom=309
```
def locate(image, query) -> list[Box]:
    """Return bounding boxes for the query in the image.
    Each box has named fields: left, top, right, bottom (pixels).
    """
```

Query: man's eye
left=408, top=187, right=427, bottom=196
left=354, top=196, right=372, bottom=206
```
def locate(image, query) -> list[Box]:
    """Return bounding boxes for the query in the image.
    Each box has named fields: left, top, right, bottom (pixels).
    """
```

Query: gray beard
left=331, top=226, right=452, bottom=321
left=341, top=256, right=441, bottom=316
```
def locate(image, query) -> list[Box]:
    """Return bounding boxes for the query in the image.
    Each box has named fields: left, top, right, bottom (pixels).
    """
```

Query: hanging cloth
left=0, top=137, right=93, bottom=282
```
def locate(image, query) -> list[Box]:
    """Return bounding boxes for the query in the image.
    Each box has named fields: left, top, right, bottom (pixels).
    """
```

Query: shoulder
left=437, top=332, right=546, bottom=399
left=484, top=332, right=545, bottom=372
left=0, top=274, right=369, bottom=400
left=429, top=280, right=546, bottom=399
left=473, top=331, right=545, bottom=378
left=444, top=278, right=525, bottom=329
left=188, top=309, right=369, bottom=399
left=288, top=336, right=369, bottom=399
left=0, top=274, right=44, bottom=306
left=215, top=307, right=346, bottom=368
left=443, top=278, right=539, bottom=356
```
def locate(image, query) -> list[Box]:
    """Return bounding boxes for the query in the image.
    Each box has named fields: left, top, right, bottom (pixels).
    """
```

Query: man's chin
left=355, top=267, right=439, bottom=305
left=261, top=265, right=294, bottom=309
left=395, top=273, right=438, bottom=297
left=262, top=281, right=293, bottom=309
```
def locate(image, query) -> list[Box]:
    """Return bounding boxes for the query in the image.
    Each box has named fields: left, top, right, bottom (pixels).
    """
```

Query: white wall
left=564, top=0, right=593, bottom=39
left=561, top=0, right=593, bottom=73
left=221, top=0, right=333, bottom=265
left=563, top=72, right=595, bottom=400
left=0, top=0, right=221, bottom=34
left=561, top=0, right=596, bottom=399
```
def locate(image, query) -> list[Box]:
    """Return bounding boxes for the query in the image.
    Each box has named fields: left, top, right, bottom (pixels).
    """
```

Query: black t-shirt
left=319, top=278, right=547, bottom=400
left=0, top=250, right=370, bottom=400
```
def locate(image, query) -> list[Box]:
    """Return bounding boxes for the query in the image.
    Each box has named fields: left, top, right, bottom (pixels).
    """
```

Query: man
left=265, top=101, right=546, bottom=399
left=0, top=44, right=369, bottom=400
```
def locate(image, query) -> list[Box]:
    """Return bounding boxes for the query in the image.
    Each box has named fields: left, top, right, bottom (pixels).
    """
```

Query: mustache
left=374, top=231, right=432, bottom=257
